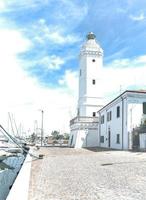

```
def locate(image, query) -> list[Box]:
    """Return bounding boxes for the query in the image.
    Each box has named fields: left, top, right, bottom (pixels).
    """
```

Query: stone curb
left=6, top=152, right=32, bottom=200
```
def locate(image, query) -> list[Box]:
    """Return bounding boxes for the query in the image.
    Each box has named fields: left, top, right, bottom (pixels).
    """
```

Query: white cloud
left=0, top=29, right=31, bottom=55
left=34, top=19, right=81, bottom=45
left=39, top=55, right=65, bottom=71
left=55, top=0, right=88, bottom=24
left=0, top=27, right=76, bottom=135
left=100, top=56, right=146, bottom=102
left=0, top=26, right=146, bottom=136
left=0, top=1, right=80, bottom=135
left=0, top=1, right=6, bottom=10
left=130, top=12, right=145, bottom=21
left=0, top=0, right=50, bottom=13
left=23, top=54, right=67, bottom=71
left=0, top=29, right=72, bottom=136
left=58, top=70, right=78, bottom=94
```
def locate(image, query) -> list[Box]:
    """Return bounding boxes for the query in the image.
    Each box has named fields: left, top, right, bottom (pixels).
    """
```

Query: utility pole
left=41, top=110, right=44, bottom=146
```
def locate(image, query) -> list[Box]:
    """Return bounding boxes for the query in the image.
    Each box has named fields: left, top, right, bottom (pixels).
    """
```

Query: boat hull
left=0, top=154, right=25, bottom=200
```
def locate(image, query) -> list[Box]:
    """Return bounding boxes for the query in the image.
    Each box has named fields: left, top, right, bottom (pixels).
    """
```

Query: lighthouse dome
left=81, top=32, right=103, bottom=54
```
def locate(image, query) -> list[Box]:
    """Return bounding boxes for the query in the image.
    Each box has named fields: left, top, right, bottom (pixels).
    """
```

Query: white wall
left=99, top=93, right=146, bottom=150
left=100, top=100, right=123, bottom=149
left=69, top=130, right=77, bottom=147
left=70, top=126, right=99, bottom=148
left=78, top=49, right=103, bottom=117
left=127, top=98, right=145, bottom=149
left=140, top=133, right=146, bottom=149
left=86, top=129, right=99, bottom=147
left=127, top=102, right=143, bottom=132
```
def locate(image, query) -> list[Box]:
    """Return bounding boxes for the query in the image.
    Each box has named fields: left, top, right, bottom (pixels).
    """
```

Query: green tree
left=58, top=134, right=64, bottom=140
left=63, top=133, right=70, bottom=140
left=51, top=130, right=59, bottom=140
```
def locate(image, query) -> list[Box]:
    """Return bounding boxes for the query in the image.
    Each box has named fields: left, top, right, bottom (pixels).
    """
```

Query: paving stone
left=28, top=147, right=146, bottom=200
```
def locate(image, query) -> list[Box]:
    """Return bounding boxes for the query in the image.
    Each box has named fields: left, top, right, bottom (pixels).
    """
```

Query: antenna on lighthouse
left=120, top=85, right=122, bottom=94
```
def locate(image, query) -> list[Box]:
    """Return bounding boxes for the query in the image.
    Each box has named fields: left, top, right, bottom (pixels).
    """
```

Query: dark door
left=108, top=129, right=111, bottom=148
left=70, top=135, right=73, bottom=146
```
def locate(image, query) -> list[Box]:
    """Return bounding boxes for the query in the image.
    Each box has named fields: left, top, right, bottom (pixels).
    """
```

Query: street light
left=40, top=110, right=44, bottom=146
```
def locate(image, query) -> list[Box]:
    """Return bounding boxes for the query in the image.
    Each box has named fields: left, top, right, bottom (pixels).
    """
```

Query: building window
left=92, top=79, right=96, bottom=85
left=143, top=102, right=146, bottom=114
left=77, top=108, right=80, bottom=116
left=107, top=111, right=112, bottom=121
left=100, top=136, right=104, bottom=143
left=116, top=134, right=120, bottom=144
left=117, top=106, right=120, bottom=118
left=80, top=69, right=82, bottom=76
left=93, top=112, right=96, bottom=117
left=101, top=115, right=104, bottom=124
left=92, top=59, right=95, bottom=62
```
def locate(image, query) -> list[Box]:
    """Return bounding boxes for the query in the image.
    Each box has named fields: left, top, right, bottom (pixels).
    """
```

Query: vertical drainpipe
left=121, top=97, right=124, bottom=150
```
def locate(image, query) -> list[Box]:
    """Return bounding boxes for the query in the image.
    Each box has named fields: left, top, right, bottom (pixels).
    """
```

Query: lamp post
left=41, top=110, right=44, bottom=146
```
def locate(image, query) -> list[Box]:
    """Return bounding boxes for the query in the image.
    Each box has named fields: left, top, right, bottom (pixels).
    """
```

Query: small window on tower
left=92, top=59, right=95, bottom=62
left=80, top=69, right=82, bottom=76
left=93, top=112, right=96, bottom=117
left=92, top=79, right=96, bottom=85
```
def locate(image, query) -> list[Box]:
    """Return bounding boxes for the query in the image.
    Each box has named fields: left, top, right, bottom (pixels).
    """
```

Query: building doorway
left=70, top=135, right=74, bottom=146
left=108, top=128, right=111, bottom=148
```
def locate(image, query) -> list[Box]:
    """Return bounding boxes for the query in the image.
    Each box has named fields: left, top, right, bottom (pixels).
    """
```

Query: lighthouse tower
left=78, top=32, right=103, bottom=118
left=69, top=32, right=104, bottom=148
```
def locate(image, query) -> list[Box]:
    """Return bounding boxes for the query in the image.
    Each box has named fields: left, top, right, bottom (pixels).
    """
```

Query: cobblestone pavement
left=28, top=147, right=146, bottom=200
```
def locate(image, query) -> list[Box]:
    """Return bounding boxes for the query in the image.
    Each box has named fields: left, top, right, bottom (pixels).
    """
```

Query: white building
left=98, top=90, right=146, bottom=150
left=69, top=32, right=104, bottom=148
left=140, top=133, right=146, bottom=149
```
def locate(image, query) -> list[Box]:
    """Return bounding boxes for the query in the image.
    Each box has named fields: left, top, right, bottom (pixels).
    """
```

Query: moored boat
left=0, top=125, right=27, bottom=200
left=0, top=153, right=25, bottom=200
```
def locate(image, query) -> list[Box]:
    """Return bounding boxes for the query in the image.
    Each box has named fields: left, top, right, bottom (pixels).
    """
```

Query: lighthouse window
left=92, top=59, right=95, bottom=62
left=92, top=79, right=96, bottom=85
left=93, top=112, right=96, bottom=117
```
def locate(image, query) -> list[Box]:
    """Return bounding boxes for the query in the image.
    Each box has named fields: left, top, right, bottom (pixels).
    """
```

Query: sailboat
left=0, top=125, right=27, bottom=200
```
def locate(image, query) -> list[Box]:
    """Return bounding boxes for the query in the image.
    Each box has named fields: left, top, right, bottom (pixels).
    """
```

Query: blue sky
left=1, top=0, right=146, bottom=86
left=0, top=0, right=146, bottom=134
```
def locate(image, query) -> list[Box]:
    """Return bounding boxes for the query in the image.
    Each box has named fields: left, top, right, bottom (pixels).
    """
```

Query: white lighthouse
left=69, top=32, right=104, bottom=148
left=78, top=32, right=103, bottom=118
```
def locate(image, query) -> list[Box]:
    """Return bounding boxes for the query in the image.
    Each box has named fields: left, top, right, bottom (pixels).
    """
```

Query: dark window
left=77, top=108, right=80, bottom=116
left=107, top=112, right=109, bottom=121
left=116, top=134, right=120, bottom=144
left=101, top=115, right=104, bottom=124
left=107, top=111, right=112, bottom=121
left=92, top=79, right=96, bottom=85
left=92, top=59, right=95, bottom=62
left=110, top=111, right=112, bottom=120
left=93, top=112, right=96, bottom=117
left=80, top=69, right=82, bottom=76
left=143, top=102, right=146, bottom=114
left=117, top=106, right=120, bottom=118
left=100, top=136, right=104, bottom=143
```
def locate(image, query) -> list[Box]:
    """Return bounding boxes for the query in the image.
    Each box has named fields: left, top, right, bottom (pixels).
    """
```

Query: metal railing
left=70, top=116, right=99, bottom=125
